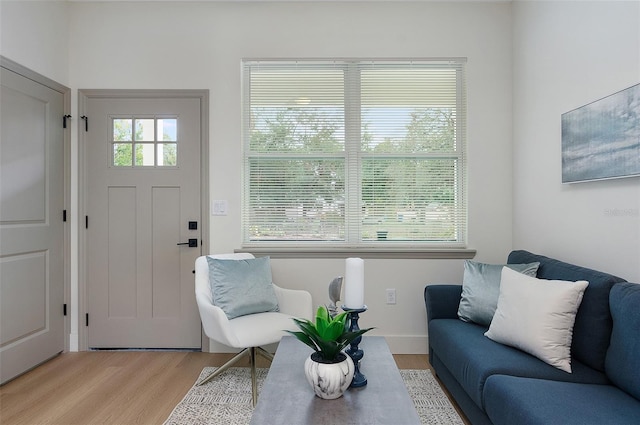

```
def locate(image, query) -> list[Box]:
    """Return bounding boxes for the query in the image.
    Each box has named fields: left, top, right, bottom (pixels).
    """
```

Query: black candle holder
left=342, top=304, right=368, bottom=388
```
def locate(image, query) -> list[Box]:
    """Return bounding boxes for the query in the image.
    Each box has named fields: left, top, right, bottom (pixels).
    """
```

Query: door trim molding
left=1, top=56, right=69, bottom=94
left=77, top=89, right=210, bottom=351
left=1, top=56, right=72, bottom=353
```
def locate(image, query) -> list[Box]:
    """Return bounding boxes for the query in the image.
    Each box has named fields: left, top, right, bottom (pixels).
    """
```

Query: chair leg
left=198, top=345, right=275, bottom=407
left=197, top=348, right=249, bottom=386
left=256, top=346, right=274, bottom=362
left=250, top=347, right=257, bottom=407
left=251, top=347, right=275, bottom=406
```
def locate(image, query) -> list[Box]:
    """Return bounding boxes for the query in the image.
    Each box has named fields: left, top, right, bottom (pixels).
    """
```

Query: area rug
left=164, top=367, right=465, bottom=425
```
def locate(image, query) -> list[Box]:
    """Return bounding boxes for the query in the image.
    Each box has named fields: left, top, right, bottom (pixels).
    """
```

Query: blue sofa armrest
left=424, top=284, right=462, bottom=322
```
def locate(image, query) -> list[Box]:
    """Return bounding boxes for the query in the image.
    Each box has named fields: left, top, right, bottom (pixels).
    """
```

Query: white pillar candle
left=344, top=257, right=365, bottom=309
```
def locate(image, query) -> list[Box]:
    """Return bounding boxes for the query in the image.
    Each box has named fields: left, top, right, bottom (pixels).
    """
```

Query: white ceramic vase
left=304, top=352, right=355, bottom=399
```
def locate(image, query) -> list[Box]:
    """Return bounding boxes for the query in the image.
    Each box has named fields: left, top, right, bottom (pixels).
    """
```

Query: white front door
left=83, top=92, right=204, bottom=349
left=0, top=65, right=66, bottom=383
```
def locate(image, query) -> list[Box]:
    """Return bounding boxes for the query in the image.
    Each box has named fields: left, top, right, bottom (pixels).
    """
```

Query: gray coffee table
left=250, top=336, right=421, bottom=425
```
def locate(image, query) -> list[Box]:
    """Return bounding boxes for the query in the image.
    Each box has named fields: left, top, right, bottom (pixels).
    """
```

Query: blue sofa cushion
left=606, top=282, right=640, bottom=400
left=484, top=375, right=640, bottom=425
left=430, top=352, right=494, bottom=425
left=507, top=250, right=625, bottom=372
left=428, top=319, right=609, bottom=409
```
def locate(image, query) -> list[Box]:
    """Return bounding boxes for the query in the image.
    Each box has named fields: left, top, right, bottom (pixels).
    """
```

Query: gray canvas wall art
left=561, top=83, right=640, bottom=183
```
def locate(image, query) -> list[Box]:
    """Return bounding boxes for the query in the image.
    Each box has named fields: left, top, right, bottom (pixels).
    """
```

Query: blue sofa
left=424, top=250, right=640, bottom=425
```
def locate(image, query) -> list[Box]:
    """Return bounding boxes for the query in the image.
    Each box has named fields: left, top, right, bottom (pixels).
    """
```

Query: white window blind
left=242, top=59, right=467, bottom=248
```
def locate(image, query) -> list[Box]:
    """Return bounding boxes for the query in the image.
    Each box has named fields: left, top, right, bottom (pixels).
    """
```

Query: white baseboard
left=69, top=333, right=79, bottom=352
left=382, top=335, right=428, bottom=354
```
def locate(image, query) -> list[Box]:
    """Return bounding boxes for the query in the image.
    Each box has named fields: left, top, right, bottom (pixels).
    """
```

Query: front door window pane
left=135, top=119, right=155, bottom=141
left=158, top=119, right=177, bottom=141
left=158, top=143, right=177, bottom=166
left=135, top=143, right=155, bottom=166
left=113, top=143, right=133, bottom=166
left=112, top=117, right=178, bottom=167
left=113, top=119, right=133, bottom=141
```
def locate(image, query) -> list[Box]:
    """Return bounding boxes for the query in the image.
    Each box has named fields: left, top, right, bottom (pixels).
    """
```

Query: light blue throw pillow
left=457, top=260, right=540, bottom=326
left=207, top=256, right=279, bottom=320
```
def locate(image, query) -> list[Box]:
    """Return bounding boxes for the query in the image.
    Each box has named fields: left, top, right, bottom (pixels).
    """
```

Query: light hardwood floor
left=0, top=350, right=465, bottom=425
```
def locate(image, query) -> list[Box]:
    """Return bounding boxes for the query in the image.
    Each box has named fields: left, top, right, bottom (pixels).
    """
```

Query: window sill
left=235, top=247, right=476, bottom=259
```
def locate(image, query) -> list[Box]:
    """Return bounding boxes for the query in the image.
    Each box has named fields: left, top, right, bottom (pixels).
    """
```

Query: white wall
left=2, top=1, right=514, bottom=353
left=512, top=1, right=640, bottom=282
left=0, top=0, right=70, bottom=85
left=67, top=1, right=513, bottom=353
left=3, top=0, right=638, bottom=354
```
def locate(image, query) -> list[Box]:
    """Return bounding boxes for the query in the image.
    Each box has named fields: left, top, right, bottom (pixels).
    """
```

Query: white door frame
left=0, top=56, right=71, bottom=354
left=77, top=89, right=209, bottom=351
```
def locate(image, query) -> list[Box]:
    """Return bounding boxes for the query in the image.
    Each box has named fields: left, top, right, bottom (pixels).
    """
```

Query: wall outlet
left=386, top=288, right=396, bottom=305
left=212, top=200, right=228, bottom=216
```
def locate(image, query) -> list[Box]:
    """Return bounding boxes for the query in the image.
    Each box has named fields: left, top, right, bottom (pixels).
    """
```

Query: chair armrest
left=195, top=294, right=244, bottom=348
left=424, top=284, right=462, bottom=322
left=273, top=284, right=313, bottom=321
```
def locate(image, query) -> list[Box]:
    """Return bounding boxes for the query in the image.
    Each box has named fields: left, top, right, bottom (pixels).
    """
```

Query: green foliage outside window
left=248, top=107, right=458, bottom=242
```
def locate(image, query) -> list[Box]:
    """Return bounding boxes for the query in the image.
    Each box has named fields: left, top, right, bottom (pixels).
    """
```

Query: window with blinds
left=242, top=59, right=467, bottom=248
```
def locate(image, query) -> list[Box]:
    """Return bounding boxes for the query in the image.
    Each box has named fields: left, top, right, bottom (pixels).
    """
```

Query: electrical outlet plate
left=386, top=288, right=396, bottom=305
left=212, top=200, right=228, bottom=216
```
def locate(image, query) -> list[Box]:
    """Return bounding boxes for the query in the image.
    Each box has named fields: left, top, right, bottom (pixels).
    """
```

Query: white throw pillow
left=484, top=267, right=589, bottom=373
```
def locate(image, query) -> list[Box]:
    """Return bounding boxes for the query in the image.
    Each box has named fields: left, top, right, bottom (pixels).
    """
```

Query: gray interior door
left=0, top=66, right=65, bottom=384
left=84, top=94, right=202, bottom=349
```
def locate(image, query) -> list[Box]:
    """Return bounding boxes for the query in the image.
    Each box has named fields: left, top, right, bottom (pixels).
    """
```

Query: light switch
left=212, top=200, right=228, bottom=216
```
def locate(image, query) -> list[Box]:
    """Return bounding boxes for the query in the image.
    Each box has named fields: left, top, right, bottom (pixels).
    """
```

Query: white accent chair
left=194, top=253, right=313, bottom=406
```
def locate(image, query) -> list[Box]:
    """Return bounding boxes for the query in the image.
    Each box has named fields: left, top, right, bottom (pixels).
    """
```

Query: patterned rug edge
left=164, top=367, right=464, bottom=425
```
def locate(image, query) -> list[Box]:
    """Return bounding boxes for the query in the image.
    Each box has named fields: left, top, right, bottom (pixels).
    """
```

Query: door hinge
left=63, top=114, right=72, bottom=128
left=63, top=210, right=67, bottom=222
left=85, top=216, right=89, bottom=229
left=81, top=115, right=88, bottom=132
left=86, top=313, right=89, bottom=327
left=63, top=304, right=67, bottom=316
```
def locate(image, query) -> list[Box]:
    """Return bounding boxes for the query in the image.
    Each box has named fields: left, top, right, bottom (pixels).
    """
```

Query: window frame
left=109, top=115, right=179, bottom=168
left=241, top=59, right=469, bottom=255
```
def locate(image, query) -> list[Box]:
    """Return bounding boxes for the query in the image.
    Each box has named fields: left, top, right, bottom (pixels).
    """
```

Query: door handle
left=177, top=239, right=198, bottom=248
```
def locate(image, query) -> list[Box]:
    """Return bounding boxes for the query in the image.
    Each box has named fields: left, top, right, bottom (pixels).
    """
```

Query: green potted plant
left=287, top=305, right=373, bottom=399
